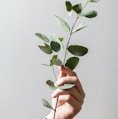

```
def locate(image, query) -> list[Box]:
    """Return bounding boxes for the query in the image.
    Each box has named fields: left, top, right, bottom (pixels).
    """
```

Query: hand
left=45, top=66, right=85, bottom=119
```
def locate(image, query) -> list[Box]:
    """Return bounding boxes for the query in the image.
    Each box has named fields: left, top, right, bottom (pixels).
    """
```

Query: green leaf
left=35, top=33, right=49, bottom=43
left=88, top=0, right=100, bottom=3
left=72, top=3, right=82, bottom=14
left=58, top=37, right=64, bottom=42
left=68, top=45, right=88, bottom=56
left=54, top=15, right=70, bottom=32
left=65, top=57, right=79, bottom=70
left=50, top=41, right=61, bottom=52
left=73, top=23, right=87, bottom=33
left=46, top=80, right=56, bottom=90
left=81, top=10, right=97, bottom=18
left=46, top=80, right=75, bottom=91
left=38, top=44, right=52, bottom=54
left=42, top=98, right=54, bottom=110
left=58, top=83, right=75, bottom=90
left=50, top=33, right=64, bottom=50
left=65, top=1, right=72, bottom=12
left=50, top=55, right=62, bottom=66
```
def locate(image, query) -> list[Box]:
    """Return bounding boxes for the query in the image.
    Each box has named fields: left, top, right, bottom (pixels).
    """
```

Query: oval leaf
left=50, top=41, right=61, bottom=52
left=65, top=1, right=72, bottom=12
left=42, top=98, right=54, bottom=110
left=73, top=23, right=87, bottom=33
left=38, top=45, right=52, bottom=54
left=68, top=45, right=88, bottom=56
left=50, top=55, right=62, bottom=66
left=81, top=10, right=97, bottom=18
left=50, top=33, right=64, bottom=50
left=46, top=80, right=56, bottom=90
left=52, top=58, right=62, bottom=66
left=72, top=3, right=82, bottom=14
left=58, top=84, right=75, bottom=90
left=65, top=57, right=79, bottom=70
left=35, top=33, right=49, bottom=43
left=54, top=15, right=70, bottom=32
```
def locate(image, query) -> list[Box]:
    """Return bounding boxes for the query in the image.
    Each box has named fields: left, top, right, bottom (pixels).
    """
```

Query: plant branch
left=83, top=1, right=89, bottom=10
left=53, top=97, right=59, bottom=119
left=51, top=66, right=59, bottom=119
left=50, top=2, right=89, bottom=119
left=63, top=1, right=89, bottom=65
left=63, top=15, right=79, bottom=65
left=52, top=66, right=57, bottom=80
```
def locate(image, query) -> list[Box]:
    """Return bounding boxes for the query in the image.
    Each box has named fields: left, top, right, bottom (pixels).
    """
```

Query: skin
left=44, top=66, right=85, bottom=119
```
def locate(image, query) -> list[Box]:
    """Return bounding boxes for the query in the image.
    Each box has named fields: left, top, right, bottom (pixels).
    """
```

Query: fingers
left=56, top=75, right=85, bottom=98
left=51, top=87, right=84, bottom=104
left=59, top=65, right=76, bottom=76
left=53, top=94, right=82, bottom=116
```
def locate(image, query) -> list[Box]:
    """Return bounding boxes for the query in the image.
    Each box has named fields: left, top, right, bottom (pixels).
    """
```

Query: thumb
left=57, top=66, right=66, bottom=80
left=59, top=65, right=76, bottom=76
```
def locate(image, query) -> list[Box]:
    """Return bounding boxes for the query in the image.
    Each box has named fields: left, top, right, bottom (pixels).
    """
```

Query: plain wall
left=0, top=0, right=118, bottom=119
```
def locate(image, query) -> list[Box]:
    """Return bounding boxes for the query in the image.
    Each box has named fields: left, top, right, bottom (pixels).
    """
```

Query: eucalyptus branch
left=35, top=0, right=99, bottom=119
left=63, top=15, right=79, bottom=65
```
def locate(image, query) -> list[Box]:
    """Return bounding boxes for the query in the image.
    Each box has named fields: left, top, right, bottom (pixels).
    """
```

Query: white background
left=0, top=0, right=118, bottom=119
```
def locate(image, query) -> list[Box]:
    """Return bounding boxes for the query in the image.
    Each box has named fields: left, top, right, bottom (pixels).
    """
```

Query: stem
left=53, top=97, right=59, bottom=119
left=63, top=1, right=89, bottom=65
left=83, top=1, right=89, bottom=10
left=51, top=66, right=59, bottom=119
left=51, top=2, right=89, bottom=119
left=63, top=15, right=79, bottom=65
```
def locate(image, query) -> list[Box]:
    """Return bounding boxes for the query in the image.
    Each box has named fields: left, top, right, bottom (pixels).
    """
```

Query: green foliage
left=72, top=3, right=82, bottom=14
left=68, top=45, right=88, bottom=56
left=54, top=15, right=70, bottom=32
left=35, top=33, right=49, bottom=43
left=73, top=22, right=87, bottom=33
left=46, top=80, right=56, bottom=90
left=65, top=57, right=79, bottom=70
left=35, top=0, right=99, bottom=118
left=58, top=83, right=75, bottom=90
left=50, top=55, right=62, bottom=66
left=38, top=44, right=52, bottom=54
left=65, top=1, right=72, bottom=12
left=46, top=80, right=75, bottom=90
left=81, top=10, right=97, bottom=18
left=42, top=98, right=54, bottom=110
left=50, top=41, right=61, bottom=52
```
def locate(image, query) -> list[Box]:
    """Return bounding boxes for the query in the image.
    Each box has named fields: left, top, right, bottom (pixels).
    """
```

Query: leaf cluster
left=35, top=0, right=99, bottom=115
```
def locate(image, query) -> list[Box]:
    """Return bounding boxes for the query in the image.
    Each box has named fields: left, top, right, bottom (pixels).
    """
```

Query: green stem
left=83, top=1, right=89, bottom=10
left=53, top=97, right=59, bottom=119
left=63, top=15, right=79, bottom=65
left=51, top=66, right=59, bottom=119
left=52, top=2, right=89, bottom=119
left=63, top=1, right=89, bottom=65
left=52, top=66, right=57, bottom=80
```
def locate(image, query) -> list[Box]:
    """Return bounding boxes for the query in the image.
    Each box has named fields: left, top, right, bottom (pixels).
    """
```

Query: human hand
left=45, top=66, right=85, bottom=119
